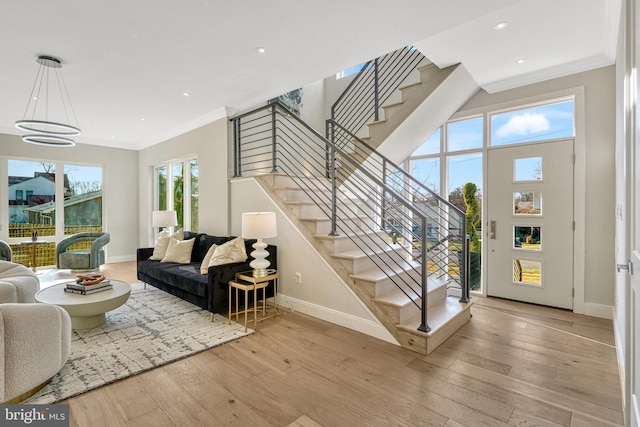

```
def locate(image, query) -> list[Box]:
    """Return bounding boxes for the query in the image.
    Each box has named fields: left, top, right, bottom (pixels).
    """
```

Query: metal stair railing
left=330, top=46, right=425, bottom=138
left=231, top=102, right=470, bottom=334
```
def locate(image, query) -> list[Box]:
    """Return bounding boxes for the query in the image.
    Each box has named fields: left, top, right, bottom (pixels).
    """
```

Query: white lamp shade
left=152, top=210, right=178, bottom=228
left=241, top=212, right=277, bottom=239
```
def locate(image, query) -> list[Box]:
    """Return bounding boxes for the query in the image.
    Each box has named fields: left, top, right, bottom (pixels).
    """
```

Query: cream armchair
left=0, top=261, right=39, bottom=303
left=0, top=303, right=72, bottom=403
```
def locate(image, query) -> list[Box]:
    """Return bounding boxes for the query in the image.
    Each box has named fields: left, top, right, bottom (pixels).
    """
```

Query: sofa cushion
left=190, top=234, right=235, bottom=263
left=138, top=260, right=208, bottom=297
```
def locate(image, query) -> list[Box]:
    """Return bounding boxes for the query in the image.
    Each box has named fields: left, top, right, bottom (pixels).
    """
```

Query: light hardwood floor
left=63, top=262, right=623, bottom=426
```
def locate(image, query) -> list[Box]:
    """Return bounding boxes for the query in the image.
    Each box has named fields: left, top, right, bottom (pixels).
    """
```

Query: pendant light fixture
left=15, top=55, right=81, bottom=147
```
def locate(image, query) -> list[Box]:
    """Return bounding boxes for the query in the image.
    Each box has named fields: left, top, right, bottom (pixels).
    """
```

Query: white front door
left=486, top=140, right=574, bottom=309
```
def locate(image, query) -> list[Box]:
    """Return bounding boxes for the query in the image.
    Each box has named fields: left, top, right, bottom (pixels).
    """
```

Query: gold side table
left=20, top=240, right=49, bottom=272
left=228, top=270, right=278, bottom=332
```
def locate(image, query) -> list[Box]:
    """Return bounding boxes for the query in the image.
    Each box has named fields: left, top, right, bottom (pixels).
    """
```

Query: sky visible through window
left=410, top=99, right=574, bottom=196
left=491, top=100, right=574, bottom=146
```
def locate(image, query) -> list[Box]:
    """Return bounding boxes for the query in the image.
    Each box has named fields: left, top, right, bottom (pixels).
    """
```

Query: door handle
left=489, top=220, right=496, bottom=239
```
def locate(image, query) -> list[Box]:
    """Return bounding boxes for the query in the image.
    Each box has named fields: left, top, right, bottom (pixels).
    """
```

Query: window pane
left=156, top=166, right=167, bottom=211
left=514, top=191, right=542, bottom=215
left=448, top=153, right=483, bottom=207
left=64, top=165, right=103, bottom=234
left=411, top=158, right=439, bottom=193
left=172, top=163, right=184, bottom=229
left=514, top=157, right=542, bottom=181
left=413, top=129, right=440, bottom=156
left=8, top=160, right=56, bottom=238
left=491, top=100, right=574, bottom=146
left=447, top=117, right=483, bottom=151
left=190, top=159, right=199, bottom=231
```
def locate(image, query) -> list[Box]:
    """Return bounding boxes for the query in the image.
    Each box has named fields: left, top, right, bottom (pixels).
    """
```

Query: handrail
left=231, top=101, right=470, bottom=332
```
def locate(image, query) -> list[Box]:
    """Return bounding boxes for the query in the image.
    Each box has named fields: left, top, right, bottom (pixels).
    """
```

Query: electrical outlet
left=295, top=272, right=302, bottom=284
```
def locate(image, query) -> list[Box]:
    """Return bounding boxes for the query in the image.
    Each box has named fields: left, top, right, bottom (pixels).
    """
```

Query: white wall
left=137, top=118, right=229, bottom=247
left=458, top=66, right=616, bottom=308
left=0, top=133, right=139, bottom=262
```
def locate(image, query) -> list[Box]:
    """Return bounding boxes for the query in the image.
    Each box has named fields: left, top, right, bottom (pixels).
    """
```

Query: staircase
left=230, top=46, right=476, bottom=355
left=256, top=173, right=472, bottom=354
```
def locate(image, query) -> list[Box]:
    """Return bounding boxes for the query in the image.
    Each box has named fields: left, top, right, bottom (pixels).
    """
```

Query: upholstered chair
left=0, top=303, right=72, bottom=403
left=0, top=241, right=11, bottom=262
left=0, top=261, right=39, bottom=303
left=56, top=232, right=110, bottom=270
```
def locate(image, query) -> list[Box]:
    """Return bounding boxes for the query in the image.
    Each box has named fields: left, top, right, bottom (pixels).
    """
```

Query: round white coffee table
left=35, top=280, right=131, bottom=329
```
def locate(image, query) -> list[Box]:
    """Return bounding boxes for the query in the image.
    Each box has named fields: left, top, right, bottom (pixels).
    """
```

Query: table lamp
left=242, top=212, right=277, bottom=277
left=152, top=210, right=178, bottom=234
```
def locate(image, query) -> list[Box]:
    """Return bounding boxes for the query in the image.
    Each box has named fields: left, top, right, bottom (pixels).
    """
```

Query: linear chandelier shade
left=15, top=55, right=81, bottom=147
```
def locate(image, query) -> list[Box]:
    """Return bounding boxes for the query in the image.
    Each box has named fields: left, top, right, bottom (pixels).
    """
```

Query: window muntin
left=491, top=99, right=575, bottom=146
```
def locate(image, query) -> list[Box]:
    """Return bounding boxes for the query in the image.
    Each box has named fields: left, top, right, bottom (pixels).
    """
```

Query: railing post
left=271, top=104, right=278, bottom=173
left=461, top=233, right=471, bottom=303
left=329, top=145, right=339, bottom=236
left=418, top=216, right=431, bottom=332
left=325, top=120, right=333, bottom=179
left=233, top=117, right=242, bottom=177
left=380, top=158, right=387, bottom=230
left=374, top=58, right=379, bottom=121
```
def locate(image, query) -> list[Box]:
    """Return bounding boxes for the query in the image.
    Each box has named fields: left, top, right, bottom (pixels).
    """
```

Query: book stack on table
left=64, top=279, right=113, bottom=295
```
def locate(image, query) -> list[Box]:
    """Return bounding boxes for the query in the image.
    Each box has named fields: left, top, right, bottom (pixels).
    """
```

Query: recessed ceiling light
left=516, top=58, right=526, bottom=64
left=256, top=47, right=267, bottom=54
left=494, top=22, right=508, bottom=30
left=141, top=118, right=146, bottom=121
left=183, top=92, right=191, bottom=97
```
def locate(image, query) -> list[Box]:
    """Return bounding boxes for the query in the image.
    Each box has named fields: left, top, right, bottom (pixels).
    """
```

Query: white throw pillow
left=208, top=237, right=247, bottom=267
left=200, top=244, right=218, bottom=274
left=161, top=237, right=195, bottom=264
left=149, top=228, right=184, bottom=260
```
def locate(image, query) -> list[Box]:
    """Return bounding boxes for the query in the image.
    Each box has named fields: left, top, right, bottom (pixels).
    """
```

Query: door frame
left=454, top=87, right=588, bottom=314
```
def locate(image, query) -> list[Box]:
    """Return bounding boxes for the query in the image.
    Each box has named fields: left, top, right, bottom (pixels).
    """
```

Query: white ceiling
left=0, top=0, right=620, bottom=150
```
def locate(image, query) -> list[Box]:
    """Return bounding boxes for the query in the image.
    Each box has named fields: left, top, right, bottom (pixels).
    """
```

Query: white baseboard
left=107, top=255, right=136, bottom=263
left=583, top=302, right=614, bottom=319
left=275, top=294, right=399, bottom=345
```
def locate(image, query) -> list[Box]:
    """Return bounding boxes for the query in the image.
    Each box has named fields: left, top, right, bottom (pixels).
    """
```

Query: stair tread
left=373, top=280, right=447, bottom=307
left=314, top=230, right=386, bottom=241
left=350, top=261, right=421, bottom=281
left=332, top=245, right=409, bottom=260
left=398, top=81, right=422, bottom=91
left=398, top=297, right=473, bottom=335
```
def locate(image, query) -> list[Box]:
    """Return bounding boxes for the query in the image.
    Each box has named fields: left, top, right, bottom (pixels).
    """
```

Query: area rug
left=24, top=282, right=253, bottom=404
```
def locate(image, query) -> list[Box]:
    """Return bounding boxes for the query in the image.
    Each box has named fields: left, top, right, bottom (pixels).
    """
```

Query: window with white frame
left=154, top=157, right=198, bottom=231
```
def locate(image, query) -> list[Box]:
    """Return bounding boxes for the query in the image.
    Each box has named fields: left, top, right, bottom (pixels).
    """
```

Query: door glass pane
left=447, top=117, right=483, bottom=151
left=172, top=163, right=184, bottom=229
left=513, top=259, right=542, bottom=286
left=514, top=157, right=542, bottom=181
left=491, top=99, right=575, bottom=146
left=514, top=191, right=542, bottom=215
left=413, top=129, right=440, bottom=156
left=190, top=159, right=199, bottom=231
left=64, top=165, right=103, bottom=234
left=513, top=226, right=541, bottom=250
